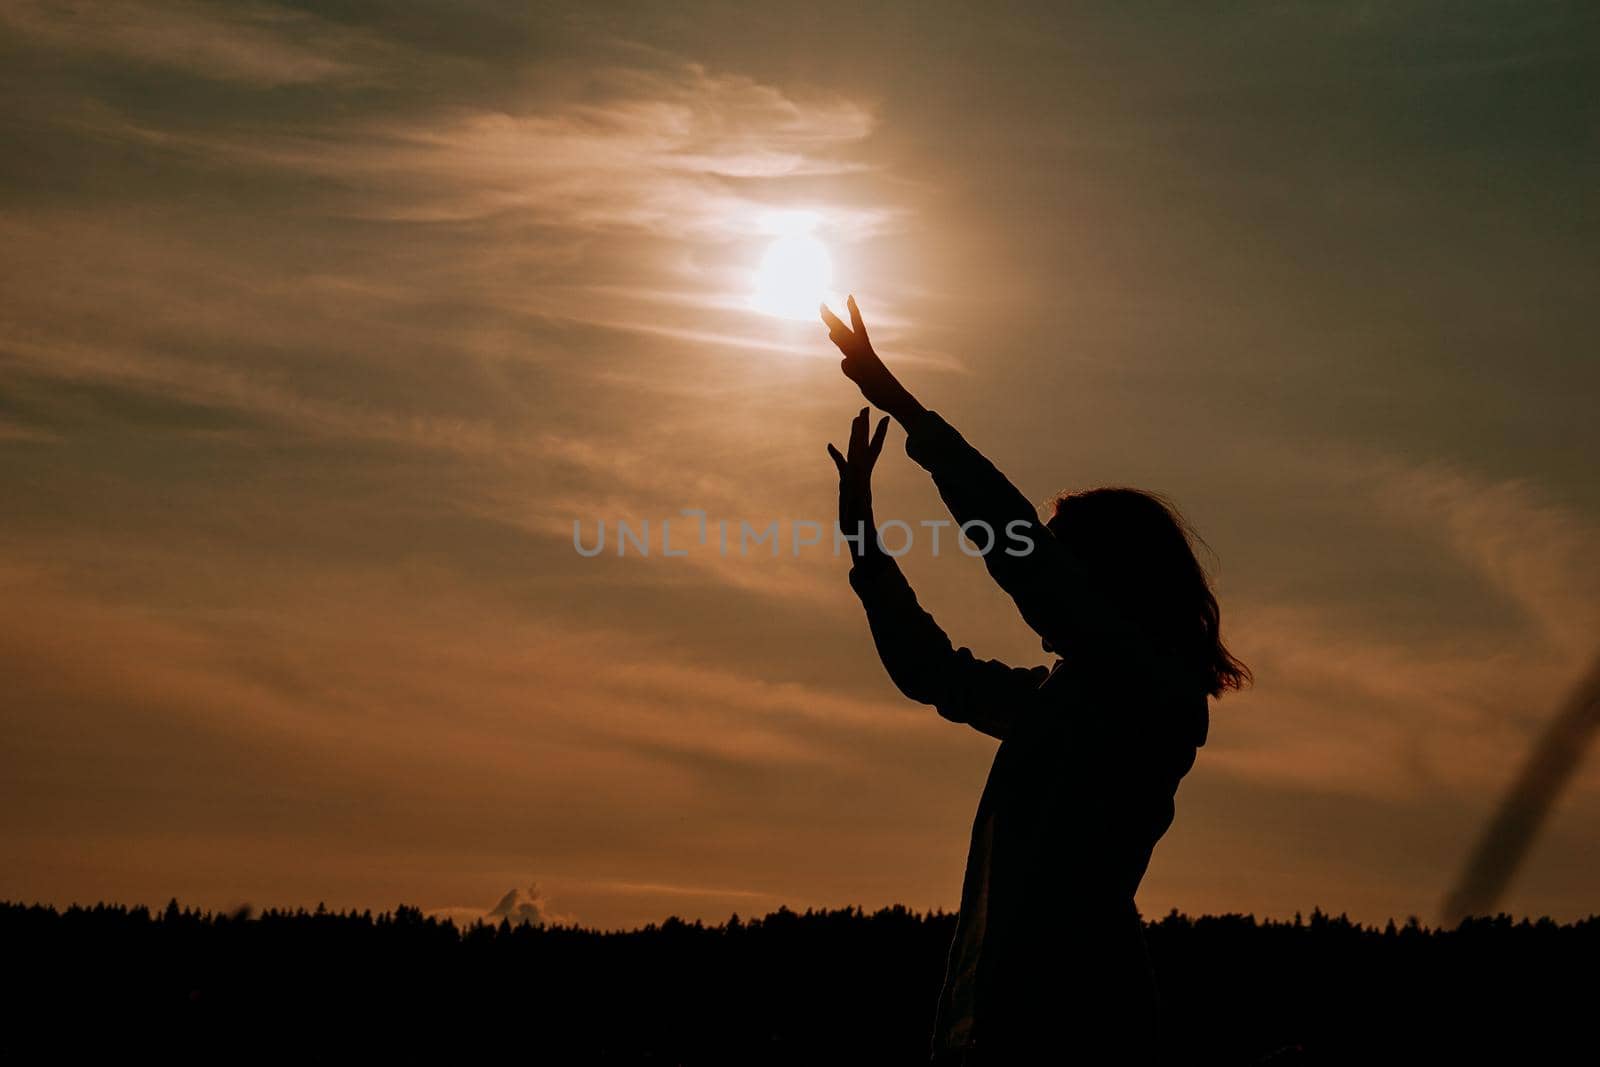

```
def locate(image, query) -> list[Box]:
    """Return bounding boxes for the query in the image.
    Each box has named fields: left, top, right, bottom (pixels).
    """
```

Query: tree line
left=2, top=900, right=1593, bottom=1062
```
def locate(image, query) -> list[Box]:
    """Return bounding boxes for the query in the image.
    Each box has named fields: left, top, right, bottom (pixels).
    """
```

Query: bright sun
left=750, top=211, right=833, bottom=320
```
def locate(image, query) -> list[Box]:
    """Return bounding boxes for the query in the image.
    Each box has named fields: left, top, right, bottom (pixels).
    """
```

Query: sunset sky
left=2, top=1, right=1597, bottom=929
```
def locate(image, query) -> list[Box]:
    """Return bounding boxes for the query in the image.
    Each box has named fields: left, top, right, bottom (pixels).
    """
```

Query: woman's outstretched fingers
left=868, top=414, right=889, bottom=461
left=820, top=304, right=852, bottom=346
left=827, top=443, right=847, bottom=475
left=847, top=294, right=869, bottom=344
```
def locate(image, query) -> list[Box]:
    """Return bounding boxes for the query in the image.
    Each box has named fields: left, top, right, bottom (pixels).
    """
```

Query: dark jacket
left=847, top=411, right=1208, bottom=1060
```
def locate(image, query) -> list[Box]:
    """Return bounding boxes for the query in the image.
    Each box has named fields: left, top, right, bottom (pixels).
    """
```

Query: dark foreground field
left=3, top=901, right=1594, bottom=1063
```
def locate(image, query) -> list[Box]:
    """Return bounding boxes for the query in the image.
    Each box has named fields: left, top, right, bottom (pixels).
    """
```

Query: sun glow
left=749, top=211, right=833, bottom=320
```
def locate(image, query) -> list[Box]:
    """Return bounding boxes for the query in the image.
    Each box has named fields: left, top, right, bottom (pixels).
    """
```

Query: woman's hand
left=821, top=296, right=925, bottom=425
left=827, top=407, right=890, bottom=563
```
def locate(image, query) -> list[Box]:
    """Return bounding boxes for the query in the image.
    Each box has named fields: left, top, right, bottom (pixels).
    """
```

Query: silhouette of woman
left=822, top=296, right=1248, bottom=1064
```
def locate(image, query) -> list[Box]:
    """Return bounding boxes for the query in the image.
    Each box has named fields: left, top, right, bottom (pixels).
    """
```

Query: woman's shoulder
left=1034, top=657, right=1208, bottom=748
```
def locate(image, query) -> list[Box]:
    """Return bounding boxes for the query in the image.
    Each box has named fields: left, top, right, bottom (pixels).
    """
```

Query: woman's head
left=1046, top=488, right=1250, bottom=697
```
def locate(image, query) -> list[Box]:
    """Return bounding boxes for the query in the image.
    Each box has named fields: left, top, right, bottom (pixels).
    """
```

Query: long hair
left=1046, top=488, right=1250, bottom=697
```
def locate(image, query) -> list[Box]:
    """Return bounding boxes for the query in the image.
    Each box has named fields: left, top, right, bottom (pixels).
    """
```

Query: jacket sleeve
left=902, top=409, right=1143, bottom=655
left=849, top=555, right=1049, bottom=740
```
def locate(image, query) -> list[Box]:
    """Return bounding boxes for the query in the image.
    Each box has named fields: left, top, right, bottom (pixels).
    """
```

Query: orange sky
left=1, top=1, right=1598, bottom=929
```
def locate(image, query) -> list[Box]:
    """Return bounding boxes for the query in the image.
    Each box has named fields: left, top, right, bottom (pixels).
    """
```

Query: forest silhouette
left=4, top=899, right=1592, bottom=1062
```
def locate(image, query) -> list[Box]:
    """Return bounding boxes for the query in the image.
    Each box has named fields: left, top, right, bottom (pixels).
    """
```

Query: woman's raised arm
left=828, top=407, right=1047, bottom=739
left=821, top=298, right=1141, bottom=654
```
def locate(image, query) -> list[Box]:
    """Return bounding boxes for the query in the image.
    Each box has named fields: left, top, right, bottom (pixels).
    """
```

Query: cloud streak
left=0, top=0, right=393, bottom=86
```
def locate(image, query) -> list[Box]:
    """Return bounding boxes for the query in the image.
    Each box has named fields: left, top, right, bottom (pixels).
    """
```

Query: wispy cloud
left=0, top=0, right=394, bottom=86
left=81, top=60, right=884, bottom=233
left=1374, top=462, right=1600, bottom=658
left=1212, top=452, right=1600, bottom=800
